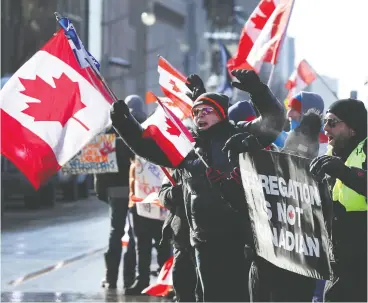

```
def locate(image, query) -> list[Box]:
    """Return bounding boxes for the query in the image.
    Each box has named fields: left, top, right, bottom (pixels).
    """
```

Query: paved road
left=1, top=197, right=170, bottom=302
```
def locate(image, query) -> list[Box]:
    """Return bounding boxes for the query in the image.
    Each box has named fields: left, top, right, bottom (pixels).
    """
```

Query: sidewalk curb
left=8, top=246, right=107, bottom=286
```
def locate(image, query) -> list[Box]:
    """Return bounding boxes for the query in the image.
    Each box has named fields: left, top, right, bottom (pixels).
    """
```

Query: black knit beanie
left=192, top=92, right=229, bottom=119
left=327, top=98, right=367, bottom=140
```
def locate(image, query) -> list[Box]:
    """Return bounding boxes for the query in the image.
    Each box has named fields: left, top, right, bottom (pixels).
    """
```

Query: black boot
left=124, top=279, right=149, bottom=295
left=123, top=232, right=136, bottom=289
left=101, top=253, right=119, bottom=289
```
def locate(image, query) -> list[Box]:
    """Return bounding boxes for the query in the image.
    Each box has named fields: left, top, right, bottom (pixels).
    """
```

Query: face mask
left=290, top=119, right=300, bottom=130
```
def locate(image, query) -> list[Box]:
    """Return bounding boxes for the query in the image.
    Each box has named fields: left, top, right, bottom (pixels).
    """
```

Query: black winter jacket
left=94, top=128, right=134, bottom=202
left=112, top=84, right=285, bottom=245
left=159, top=170, right=190, bottom=249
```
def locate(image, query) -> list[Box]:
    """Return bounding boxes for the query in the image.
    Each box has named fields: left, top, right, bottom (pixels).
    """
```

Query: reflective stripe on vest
left=331, top=139, right=367, bottom=211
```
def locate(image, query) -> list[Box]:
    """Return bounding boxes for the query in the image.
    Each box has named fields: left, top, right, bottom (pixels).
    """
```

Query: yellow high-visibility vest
left=329, top=139, right=367, bottom=211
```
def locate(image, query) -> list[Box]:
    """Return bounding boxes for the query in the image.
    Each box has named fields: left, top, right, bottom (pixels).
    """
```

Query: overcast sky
left=288, top=0, right=368, bottom=103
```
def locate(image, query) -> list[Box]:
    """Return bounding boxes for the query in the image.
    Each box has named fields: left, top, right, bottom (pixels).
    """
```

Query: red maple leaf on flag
left=250, top=0, right=276, bottom=30
left=169, top=79, right=181, bottom=93
left=166, top=117, right=180, bottom=137
left=160, top=256, right=174, bottom=281
left=19, top=73, right=88, bottom=129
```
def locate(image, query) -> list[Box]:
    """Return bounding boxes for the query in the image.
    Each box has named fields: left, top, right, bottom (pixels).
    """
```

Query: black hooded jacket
left=112, top=84, right=285, bottom=245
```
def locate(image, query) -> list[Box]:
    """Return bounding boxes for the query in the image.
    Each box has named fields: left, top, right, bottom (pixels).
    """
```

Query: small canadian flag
left=142, top=92, right=194, bottom=167
left=157, top=56, right=193, bottom=118
left=285, top=59, right=317, bottom=98
left=0, top=30, right=112, bottom=189
left=142, top=256, right=174, bottom=297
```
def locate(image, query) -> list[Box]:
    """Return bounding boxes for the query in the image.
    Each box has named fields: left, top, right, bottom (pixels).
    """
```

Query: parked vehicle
left=1, top=75, right=90, bottom=210
left=1, top=156, right=57, bottom=209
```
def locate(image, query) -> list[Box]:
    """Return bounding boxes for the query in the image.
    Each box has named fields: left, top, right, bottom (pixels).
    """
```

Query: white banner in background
left=134, top=156, right=167, bottom=221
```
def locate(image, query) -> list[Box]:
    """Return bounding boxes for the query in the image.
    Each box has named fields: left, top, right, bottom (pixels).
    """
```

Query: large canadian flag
left=0, top=30, right=112, bottom=189
left=228, top=0, right=294, bottom=73
left=142, top=93, right=194, bottom=167
left=158, top=56, right=193, bottom=118
left=285, top=59, right=317, bottom=98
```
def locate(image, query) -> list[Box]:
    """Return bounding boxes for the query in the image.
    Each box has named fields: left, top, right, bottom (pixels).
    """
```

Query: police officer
left=310, top=98, right=367, bottom=302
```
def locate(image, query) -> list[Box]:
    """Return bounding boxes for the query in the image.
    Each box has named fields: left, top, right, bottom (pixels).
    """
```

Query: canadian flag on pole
left=142, top=256, right=174, bottom=297
left=285, top=59, right=317, bottom=98
left=142, top=92, right=194, bottom=167
left=228, top=0, right=294, bottom=73
left=0, top=30, right=112, bottom=189
left=157, top=56, right=193, bottom=118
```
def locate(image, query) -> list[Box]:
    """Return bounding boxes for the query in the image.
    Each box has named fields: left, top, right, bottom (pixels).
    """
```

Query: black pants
left=326, top=212, right=367, bottom=302
left=123, top=218, right=136, bottom=287
left=249, top=257, right=315, bottom=302
left=105, top=190, right=136, bottom=286
left=172, top=246, right=202, bottom=302
left=133, top=209, right=172, bottom=285
left=195, top=240, right=251, bottom=302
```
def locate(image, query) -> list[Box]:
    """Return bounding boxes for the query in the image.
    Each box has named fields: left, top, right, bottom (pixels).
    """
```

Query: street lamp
left=141, top=12, right=156, bottom=26
left=141, top=1, right=156, bottom=26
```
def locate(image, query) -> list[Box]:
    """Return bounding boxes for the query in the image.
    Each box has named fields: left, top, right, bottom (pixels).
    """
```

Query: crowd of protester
left=96, top=69, right=367, bottom=302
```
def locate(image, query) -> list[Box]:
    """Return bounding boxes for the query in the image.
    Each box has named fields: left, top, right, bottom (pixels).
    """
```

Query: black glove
left=231, top=69, right=263, bottom=94
left=180, top=149, right=207, bottom=175
left=185, top=74, right=206, bottom=101
left=222, top=133, right=263, bottom=164
left=110, top=99, right=130, bottom=123
left=229, top=167, right=242, bottom=185
left=310, top=155, right=349, bottom=182
left=206, top=167, right=247, bottom=213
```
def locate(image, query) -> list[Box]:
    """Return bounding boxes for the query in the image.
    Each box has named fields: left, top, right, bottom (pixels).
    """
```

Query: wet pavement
left=1, top=291, right=170, bottom=302
left=1, top=197, right=170, bottom=302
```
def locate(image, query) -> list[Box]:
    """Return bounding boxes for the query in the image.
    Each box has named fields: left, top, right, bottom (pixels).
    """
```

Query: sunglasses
left=323, top=118, right=344, bottom=128
left=192, top=107, right=215, bottom=117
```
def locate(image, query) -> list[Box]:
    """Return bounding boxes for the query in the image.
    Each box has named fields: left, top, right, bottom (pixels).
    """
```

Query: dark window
left=153, top=2, right=185, bottom=29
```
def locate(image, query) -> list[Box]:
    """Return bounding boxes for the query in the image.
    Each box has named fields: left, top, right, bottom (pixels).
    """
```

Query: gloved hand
left=110, top=99, right=130, bottom=123
left=229, top=167, right=242, bottom=185
left=310, top=155, right=349, bottom=182
left=231, top=69, right=263, bottom=94
left=222, top=133, right=263, bottom=164
left=206, top=167, right=226, bottom=183
left=185, top=74, right=206, bottom=101
left=180, top=149, right=207, bottom=174
left=206, top=167, right=247, bottom=212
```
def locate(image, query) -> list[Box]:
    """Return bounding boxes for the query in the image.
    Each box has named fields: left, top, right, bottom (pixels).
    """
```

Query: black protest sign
left=239, top=150, right=333, bottom=280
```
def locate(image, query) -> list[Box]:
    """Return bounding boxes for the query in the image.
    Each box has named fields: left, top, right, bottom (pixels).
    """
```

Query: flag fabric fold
left=158, top=56, right=193, bottom=118
left=1, top=26, right=112, bottom=189
left=142, top=93, right=194, bottom=167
